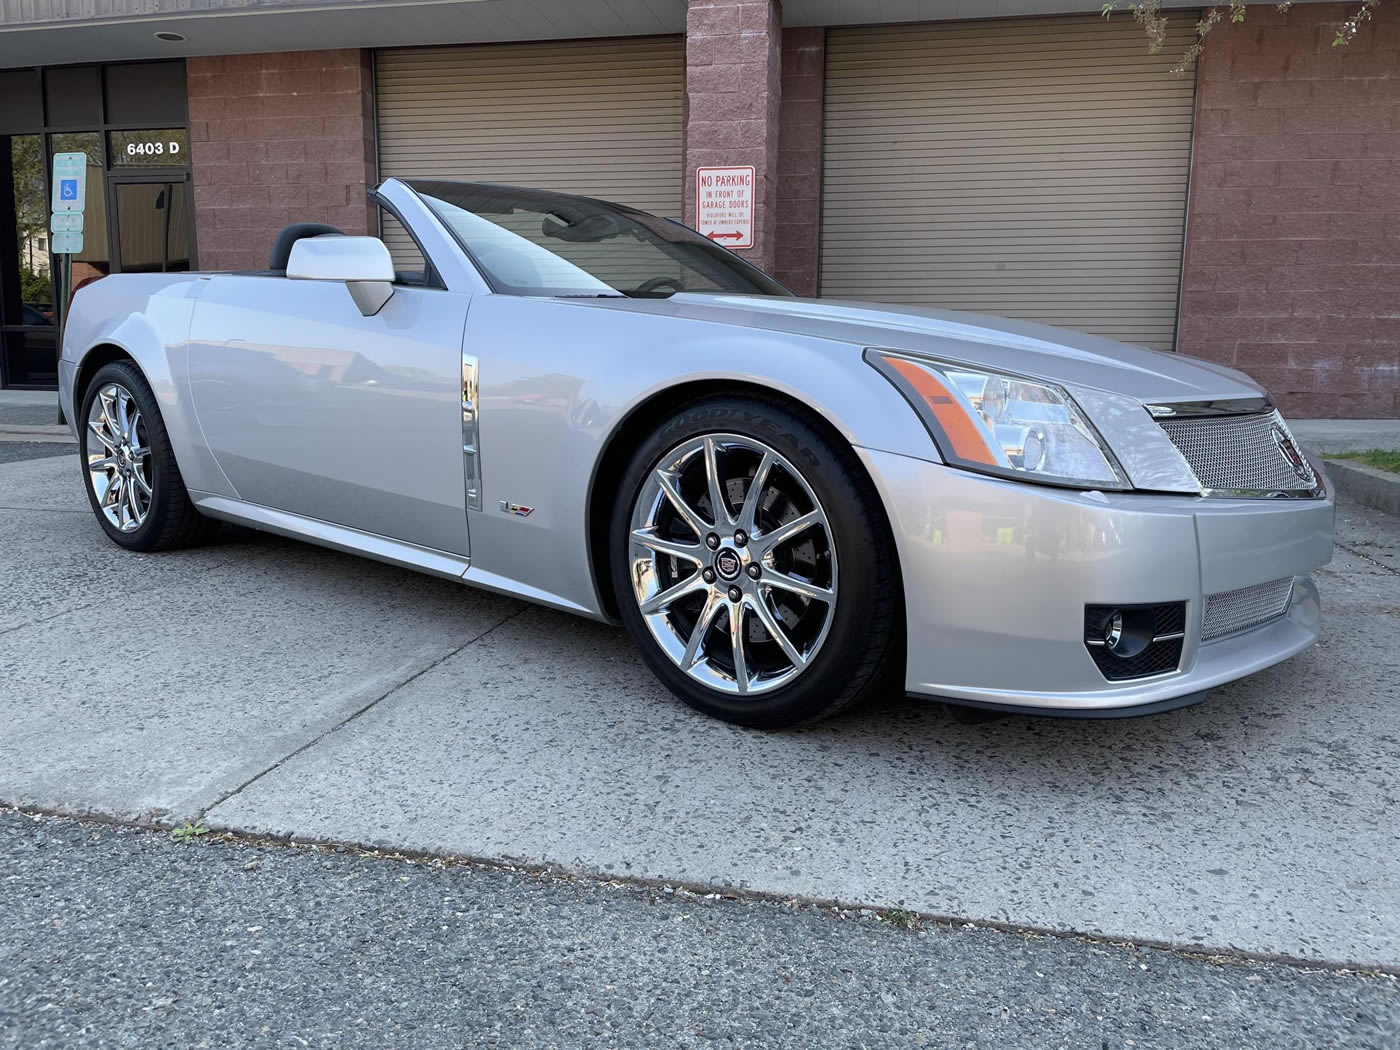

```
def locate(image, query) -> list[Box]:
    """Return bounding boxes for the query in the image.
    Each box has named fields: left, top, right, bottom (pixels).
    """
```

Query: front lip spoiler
left=909, top=689, right=1210, bottom=720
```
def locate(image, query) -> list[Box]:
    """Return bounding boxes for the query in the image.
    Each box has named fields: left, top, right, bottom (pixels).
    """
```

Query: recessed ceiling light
left=154, top=31, right=186, bottom=42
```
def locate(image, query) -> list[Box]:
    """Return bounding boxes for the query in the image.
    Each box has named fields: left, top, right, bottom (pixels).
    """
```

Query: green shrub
left=19, top=266, right=51, bottom=307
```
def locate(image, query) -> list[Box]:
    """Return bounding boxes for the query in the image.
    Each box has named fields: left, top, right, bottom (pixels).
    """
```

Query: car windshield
left=406, top=180, right=791, bottom=299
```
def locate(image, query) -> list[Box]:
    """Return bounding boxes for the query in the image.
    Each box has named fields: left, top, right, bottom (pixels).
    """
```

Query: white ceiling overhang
left=0, top=0, right=1252, bottom=69
left=0, top=0, right=687, bottom=68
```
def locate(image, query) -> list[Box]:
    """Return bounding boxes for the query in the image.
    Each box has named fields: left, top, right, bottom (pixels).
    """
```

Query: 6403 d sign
left=109, top=129, right=191, bottom=168
left=125, top=140, right=180, bottom=159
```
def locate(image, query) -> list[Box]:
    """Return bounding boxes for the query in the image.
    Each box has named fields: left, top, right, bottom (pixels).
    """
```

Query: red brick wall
left=775, top=27, right=824, bottom=296
left=684, top=0, right=782, bottom=275
left=1180, top=3, right=1400, bottom=418
left=187, top=49, right=376, bottom=273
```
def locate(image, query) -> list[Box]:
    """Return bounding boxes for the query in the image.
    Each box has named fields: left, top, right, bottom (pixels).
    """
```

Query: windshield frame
left=403, top=179, right=793, bottom=300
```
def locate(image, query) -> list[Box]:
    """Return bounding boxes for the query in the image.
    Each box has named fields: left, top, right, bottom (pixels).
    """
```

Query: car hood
left=571, top=293, right=1265, bottom=407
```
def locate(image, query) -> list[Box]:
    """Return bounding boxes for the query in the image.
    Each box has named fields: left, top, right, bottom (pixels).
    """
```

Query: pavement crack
left=0, top=603, right=93, bottom=640
left=197, top=605, right=531, bottom=819
left=1336, top=540, right=1400, bottom=576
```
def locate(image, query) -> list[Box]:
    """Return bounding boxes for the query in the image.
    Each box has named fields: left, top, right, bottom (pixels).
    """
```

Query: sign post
left=50, top=151, right=88, bottom=426
left=695, top=165, right=755, bottom=251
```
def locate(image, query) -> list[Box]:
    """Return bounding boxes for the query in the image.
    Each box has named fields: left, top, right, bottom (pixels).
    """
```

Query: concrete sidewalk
left=0, top=389, right=58, bottom=406
left=2, top=455, right=1398, bottom=971
left=0, top=424, right=73, bottom=443
left=0, top=389, right=64, bottom=430
left=1292, top=419, right=1400, bottom=454
left=1290, top=421, right=1400, bottom=518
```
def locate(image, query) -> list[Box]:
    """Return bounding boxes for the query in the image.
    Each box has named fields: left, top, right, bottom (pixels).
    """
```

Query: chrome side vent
left=462, top=354, right=481, bottom=511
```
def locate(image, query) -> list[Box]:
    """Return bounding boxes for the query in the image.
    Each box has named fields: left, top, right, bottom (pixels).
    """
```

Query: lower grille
left=1202, top=578, right=1294, bottom=642
left=1158, top=410, right=1317, bottom=495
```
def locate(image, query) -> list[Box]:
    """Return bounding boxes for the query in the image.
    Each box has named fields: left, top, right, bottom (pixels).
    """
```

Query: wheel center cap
left=714, top=548, right=743, bottom=581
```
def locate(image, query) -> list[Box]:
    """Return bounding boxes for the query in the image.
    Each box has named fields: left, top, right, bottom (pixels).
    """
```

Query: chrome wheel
left=85, top=382, right=152, bottom=533
left=628, top=433, right=838, bottom=696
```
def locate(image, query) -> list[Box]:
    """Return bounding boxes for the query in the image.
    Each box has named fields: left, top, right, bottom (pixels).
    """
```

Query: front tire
left=80, top=360, right=217, bottom=552
left=610, top=395, right=900, bottom=728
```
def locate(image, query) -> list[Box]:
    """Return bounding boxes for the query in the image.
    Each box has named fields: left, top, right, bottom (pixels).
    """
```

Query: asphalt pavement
left=2, top=810, right=1395, bottom=1050
left=0, top=443, right=72, bottom=465
left=2, top=452, right=1398, bottom=976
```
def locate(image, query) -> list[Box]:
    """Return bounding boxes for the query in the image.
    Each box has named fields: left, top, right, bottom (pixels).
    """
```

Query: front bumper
left=858, top=447, right=1334, bottom=715
left=58, top=359, right=79, bottom=439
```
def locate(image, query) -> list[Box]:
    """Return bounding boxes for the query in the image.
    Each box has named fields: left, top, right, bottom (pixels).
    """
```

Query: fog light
left=1084, top=602, right=1186, bottom=682
left=1100, top=607, right=1154, bottom=658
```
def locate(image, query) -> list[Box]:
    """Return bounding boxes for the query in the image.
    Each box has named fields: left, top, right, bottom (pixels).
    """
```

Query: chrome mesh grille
left=1202, top=578, right=1294, bottom=642
left=1158, top=410, right=1316, bottom=494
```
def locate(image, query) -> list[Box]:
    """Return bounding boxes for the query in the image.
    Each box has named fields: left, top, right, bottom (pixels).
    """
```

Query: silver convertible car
left=59, top=178, right=1334, bottom=727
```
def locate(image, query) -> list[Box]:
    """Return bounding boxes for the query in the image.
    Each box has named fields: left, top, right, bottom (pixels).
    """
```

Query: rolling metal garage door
left=375, top=36, right=684, bottom=265
left=820, top=15, right=1197, bottom=350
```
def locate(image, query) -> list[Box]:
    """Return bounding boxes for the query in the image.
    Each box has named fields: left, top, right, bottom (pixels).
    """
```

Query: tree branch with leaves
left=1102, top=1, right=1383, bottom=73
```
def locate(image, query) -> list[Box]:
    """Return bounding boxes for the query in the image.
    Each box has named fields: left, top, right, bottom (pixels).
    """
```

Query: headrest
left=268, top=223, right=344, bottom=272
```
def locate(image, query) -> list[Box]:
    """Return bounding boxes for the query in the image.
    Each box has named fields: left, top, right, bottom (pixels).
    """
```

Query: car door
left=186, top=274, right=473, bottom=556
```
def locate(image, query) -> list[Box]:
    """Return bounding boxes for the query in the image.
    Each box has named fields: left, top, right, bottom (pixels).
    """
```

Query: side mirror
left=286, top=235, right=396, bottom=316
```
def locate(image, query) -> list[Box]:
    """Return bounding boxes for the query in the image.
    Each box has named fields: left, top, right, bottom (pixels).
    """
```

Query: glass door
left=108, top=174, right=193, bottom=275
left=0, top=63, right=191, bottom=390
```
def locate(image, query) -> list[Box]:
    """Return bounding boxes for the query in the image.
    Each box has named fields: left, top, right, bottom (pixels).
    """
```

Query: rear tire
left=610, top=394, right=901, bottom=728
left=79, top=360, right=218, bottom=552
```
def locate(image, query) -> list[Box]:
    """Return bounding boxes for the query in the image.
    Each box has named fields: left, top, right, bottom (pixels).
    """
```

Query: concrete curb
left=0, top=424, right=75, bottom=444
left=1323, top=459, right=1400, bottom=517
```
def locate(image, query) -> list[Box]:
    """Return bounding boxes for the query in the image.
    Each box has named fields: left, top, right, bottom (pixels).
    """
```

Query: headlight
left=867, top=350, right=1129, bottom=490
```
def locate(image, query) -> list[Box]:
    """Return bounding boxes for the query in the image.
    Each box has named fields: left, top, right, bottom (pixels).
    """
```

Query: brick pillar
left=1179, top=3, right=1400, bottom=418
left=187, top=49, right=376, bottom=273
left=775, top=27, right=824, bottom=296
left=684, top=0, right=783, bottom=275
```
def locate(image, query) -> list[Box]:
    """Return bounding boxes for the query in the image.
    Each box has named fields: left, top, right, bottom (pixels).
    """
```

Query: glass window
left=43, top=66, right=101, bottom=129
left=407, top=180, right=790, bottom=299
left=377, top=206, right=429, bottom=286
left=2, top=133, right=57, bottom=385
left=49, top=130, right=102, bottom=167
left=5, top=134, right=50, bottom=319
left=0, top=70, right=42, bottom=134
left=104, top=62, right=187, bottom=126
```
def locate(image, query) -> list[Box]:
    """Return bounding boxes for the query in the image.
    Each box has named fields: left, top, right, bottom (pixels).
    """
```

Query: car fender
left=462, top=295, right=940, bottom=619
left=63, top=275, right=234, bottom=497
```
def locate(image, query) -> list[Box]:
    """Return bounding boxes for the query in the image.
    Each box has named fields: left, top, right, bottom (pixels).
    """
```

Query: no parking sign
left=696, top=166, right=755, bottom=250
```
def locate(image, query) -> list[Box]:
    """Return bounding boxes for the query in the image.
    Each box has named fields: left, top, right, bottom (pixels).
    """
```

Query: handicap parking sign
left=51, top=152, right=87, bottom=213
